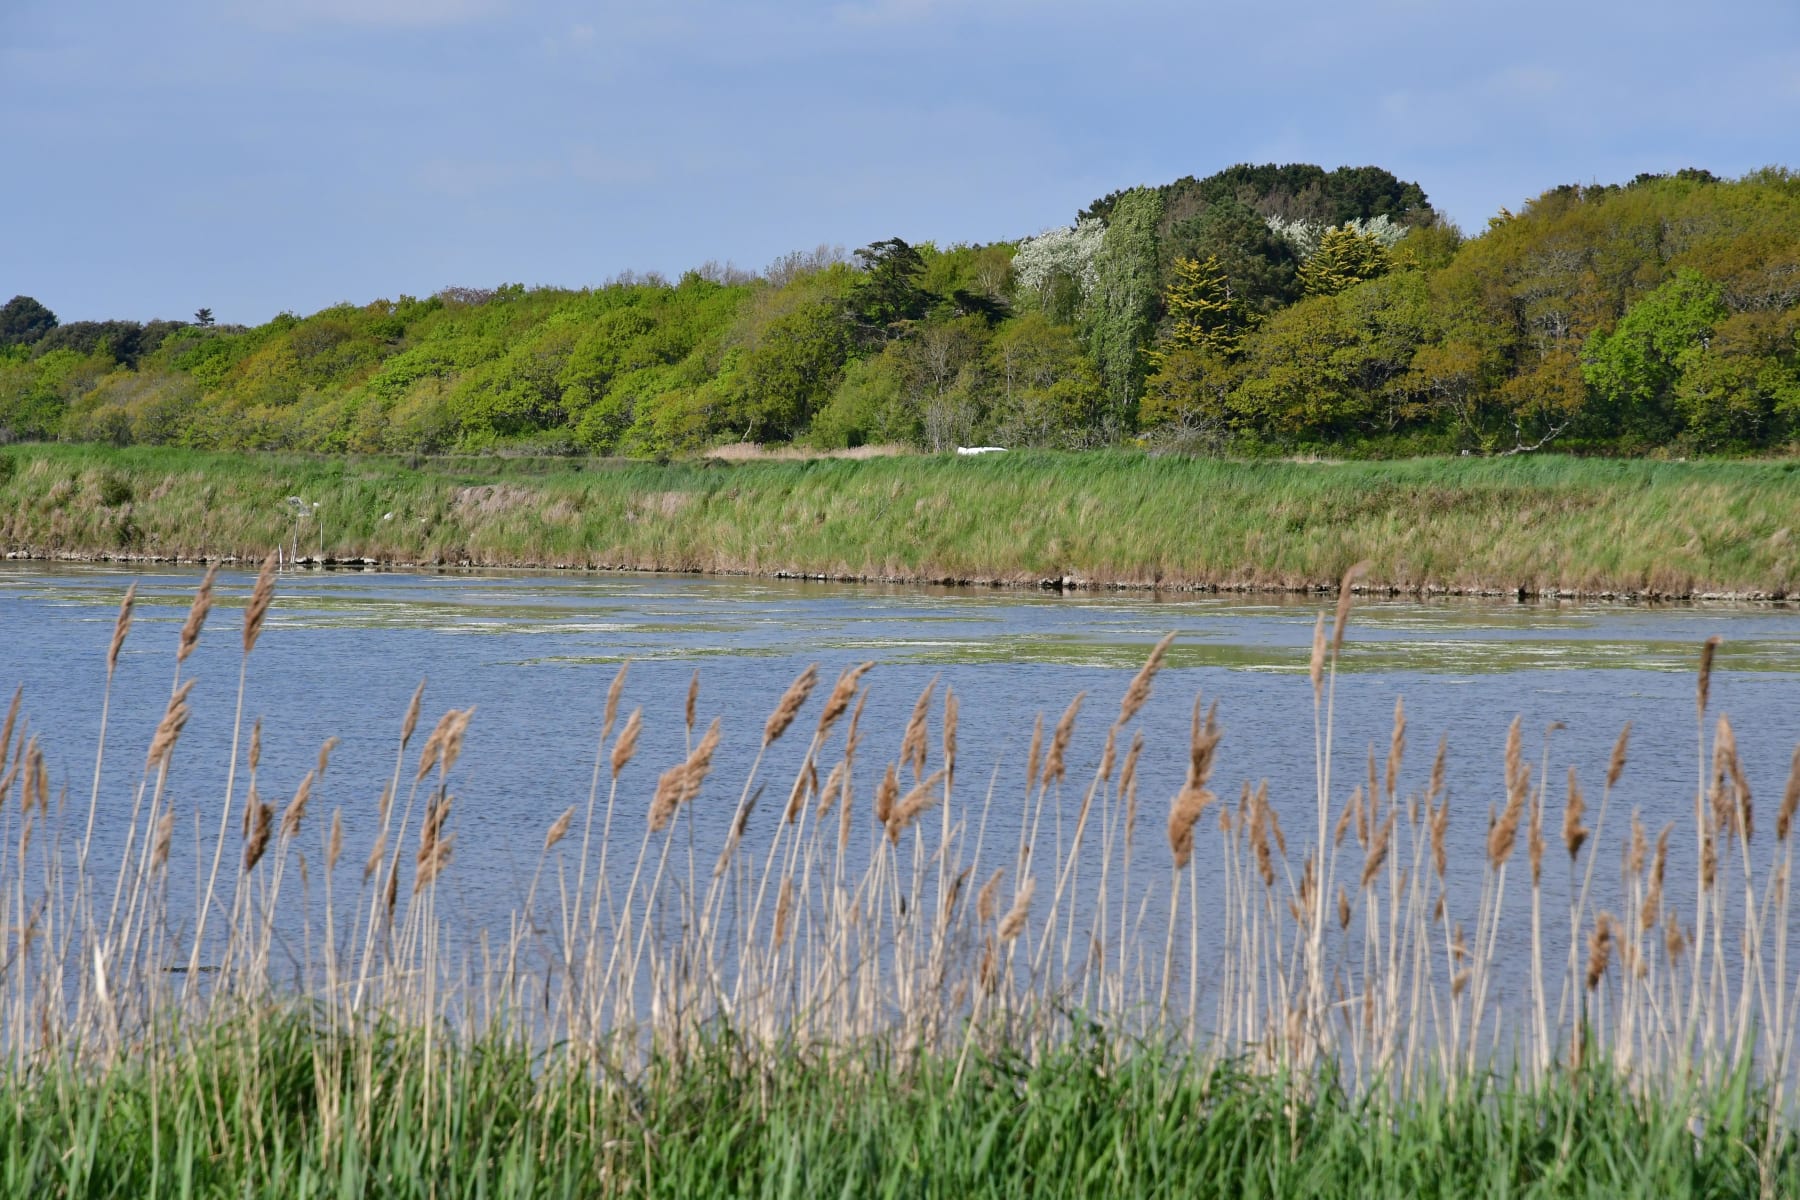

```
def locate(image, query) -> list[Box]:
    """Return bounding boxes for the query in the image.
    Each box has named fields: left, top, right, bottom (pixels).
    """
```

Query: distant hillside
left=4, top=163, right=1798, bottom=458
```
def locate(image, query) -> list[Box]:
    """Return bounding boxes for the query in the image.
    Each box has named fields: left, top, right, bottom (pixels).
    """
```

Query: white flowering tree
left=1011, top=218, right=1105, bottom=319
left=1265, top=214, right=1408, bottom=262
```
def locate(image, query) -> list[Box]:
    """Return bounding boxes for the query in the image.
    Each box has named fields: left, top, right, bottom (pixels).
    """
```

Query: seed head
left=602, top=661, right=629, bottom=743
left=1167, top=784, right=1214, bottom=869
left=997, top=877, right=1034, bottom=942
left=649, top=717, right=720, bottom=833
left=243, top=551, right=278, bottom=655
left=1118, top=631, right=1176, bottom=727
left=177, top=563, right=218, bottom=664
left=544, top=806, right=574, bottom=851
left=875, top=763, right=899, bottom=826
left=886, top=769, right=946, bottom=843
left=977, top=867, right=1005, bottom=923
left=1606, top=722, right=1630, bottom=790
left=146, top=679, right=197, bottom=771
left=817, top=662, right=873, bottom=739
left=401, top=679, right=425, bottom=748
left=327, top=809, right=343, bottom=871
left=108, top=583, right=136, bottom=676
left=281, top=770, right=315, bottom=840
left=1330, top=560, right=1370, bottom=656
left=611, top=708, right=642, bottom=778
left=900, top=676, right=938, bottom=780
left=1562, top=767, right=1588, bottom=861
left=764, top=663, right=818, bottom=748
left=1585, top=912, right=1615, bottom=991
left=1698, top=635, right=1722, bottom=715
left=1042, top=692, right=1084, bottom=789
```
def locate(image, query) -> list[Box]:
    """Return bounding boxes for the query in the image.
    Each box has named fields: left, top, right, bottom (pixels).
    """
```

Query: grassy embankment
left=3, top=443, right=1799, bottom=596
left=3, top=559, right=1800, bottom=1194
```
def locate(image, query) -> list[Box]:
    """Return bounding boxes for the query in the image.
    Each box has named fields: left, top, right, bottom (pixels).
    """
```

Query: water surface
left=3, top=564, right=1797, bottom=1007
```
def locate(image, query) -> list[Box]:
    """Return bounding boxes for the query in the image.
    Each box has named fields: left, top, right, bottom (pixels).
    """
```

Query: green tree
left=1082, top=187, right=1163, bottom=436
left=1581, top=268, right=1728, bottom=439
left=0, top=296, right=57, bottom=348
left=1299, top=227, right=1392, bottom=297
left=1160, top=199, right=1299, bottom=313
left=851, top=238, right=929, bottom=336
left=986, top=312, right=1103, bottom=447
left=729, top=299, right=852, bottom=441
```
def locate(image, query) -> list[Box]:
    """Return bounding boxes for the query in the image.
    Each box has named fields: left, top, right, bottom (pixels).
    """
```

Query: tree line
left=4, top=163, right=1798, bottom=457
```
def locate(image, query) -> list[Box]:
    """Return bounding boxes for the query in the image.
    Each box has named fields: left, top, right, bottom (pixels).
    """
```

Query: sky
left=3, top=0, right=1798, bottom=326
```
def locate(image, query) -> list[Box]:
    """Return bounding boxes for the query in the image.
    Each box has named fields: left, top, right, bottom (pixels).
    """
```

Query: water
left=2, top=563, right=1798, bottom=1017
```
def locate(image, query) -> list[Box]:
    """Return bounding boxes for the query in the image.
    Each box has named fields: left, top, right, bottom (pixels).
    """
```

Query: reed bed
left=1, top=562, right=1799, bottom=1195
left=5, top=442, right=1800, bottom=597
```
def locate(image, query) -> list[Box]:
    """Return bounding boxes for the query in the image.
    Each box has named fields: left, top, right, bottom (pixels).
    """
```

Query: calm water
left=3, top=564, right=1798, bottom=1002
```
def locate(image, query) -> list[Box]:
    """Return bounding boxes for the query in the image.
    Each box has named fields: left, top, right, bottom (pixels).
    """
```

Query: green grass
left=3, top=444, right=1799, bottom=596
left=3, top=1018, right=1789, bottom=1198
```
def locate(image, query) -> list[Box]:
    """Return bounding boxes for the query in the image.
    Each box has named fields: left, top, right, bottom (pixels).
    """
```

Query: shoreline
left=5, top=545, right=1792, bottom=605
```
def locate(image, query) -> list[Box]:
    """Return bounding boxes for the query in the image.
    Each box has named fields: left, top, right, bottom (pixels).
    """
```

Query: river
left=3, top=563, right=1798, bottom=1021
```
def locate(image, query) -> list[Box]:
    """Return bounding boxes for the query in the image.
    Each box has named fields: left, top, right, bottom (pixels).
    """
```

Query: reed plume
left=816, top=662, right=872, bottom=739
left=401, top=680, right=425, bottom=748
left=1118, top=632, right=1176, bottom=727
left=1330, top=560, right=1370, bottom=655
left=1043, top=693, right=1084, bottom=788
left=1360, top=812, right=1393, bottom=890
left=544, top=806, right=574, bottom=851
left=1643, top=823, right=1670, bottom=928
left=875, top=763, right=899, bottom=826
left=943, top=689, right=958, bottom=785
left=997, top=877, right=1034, bottom=941
left=1607, top=722, right=1630, bottom=789
left=602, top=662, right=628, bottom=744
left=150, top=808, right=174, bottom=872
left=976, top=867, right=1004, bottom=923
left=1562, top=767, right=1588, bottom=861
left=108, top=583, right=136, bottom=676
left=243, top=551, right=278, bottom=655
left=611, top=708, right=642, bottom=778
left=146, top=679, right=197, bottom=770
left=243, top=801, right=272, bottom=871
left=1585, top=913, right=1614, bottom=991
left=649, top=717, right=720, bottom=833
left=1698, top=635, right=1721, bottom=714
left=1167, top=785, right=1213, bottom=870
left=900, top=676, right=937, bottom=779
left=176, top=563, right=217, bottom=664
left=885, top=770, right=945, bottom=843
left=281, top=771, right=315, bottom=840
left=1024, top=714, right=1044, bottom=797
left=764, top=664, right=817, bottom=747
left=327, top=809, right=343, bottom=871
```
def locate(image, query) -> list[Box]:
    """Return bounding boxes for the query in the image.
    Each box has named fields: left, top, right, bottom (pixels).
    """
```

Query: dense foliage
left=6, top=164, right=1799, bottom=456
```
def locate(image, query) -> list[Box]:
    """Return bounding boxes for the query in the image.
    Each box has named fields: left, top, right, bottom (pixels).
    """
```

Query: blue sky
left=4, top=0, right=1797, bottom=325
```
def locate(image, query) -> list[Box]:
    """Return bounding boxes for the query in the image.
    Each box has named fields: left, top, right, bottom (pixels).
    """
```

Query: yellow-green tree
left=1299, top=227, right=1391, bottom=297
left=1152, top=254, right=1252, bottom=361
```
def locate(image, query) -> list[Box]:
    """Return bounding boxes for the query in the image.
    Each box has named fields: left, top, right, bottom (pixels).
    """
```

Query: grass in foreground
left=3, top=443, right=1799, bottom=595
left=1, top=1021, right=1789, bottom=1198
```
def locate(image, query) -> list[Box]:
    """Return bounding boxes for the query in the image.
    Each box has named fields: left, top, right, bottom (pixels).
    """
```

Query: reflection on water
left=3, top=563, right=1798, bottom=1011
